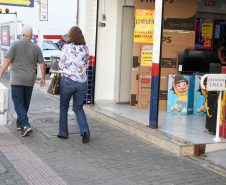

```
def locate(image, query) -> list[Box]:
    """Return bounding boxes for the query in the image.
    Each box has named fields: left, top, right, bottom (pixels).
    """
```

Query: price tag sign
left=40, top=0, right=48, bottom=21
left=207, top=74, right=225, bottom=91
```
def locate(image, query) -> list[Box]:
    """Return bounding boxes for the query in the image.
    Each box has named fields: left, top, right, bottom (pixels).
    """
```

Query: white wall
left=0, top=0, right=77, bottom=36
left=78, top=0, right=97, bottom=56
left=95, top=0, right=125, bottom=103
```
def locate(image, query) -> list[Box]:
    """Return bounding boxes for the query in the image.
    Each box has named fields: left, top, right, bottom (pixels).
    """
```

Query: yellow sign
left=141, top=45, right=153, bottom=66
left=202, top=23, right=213, bottom=37
left=0, top=0, right=32, bottom=6
left=134, top=9, right=155, bottom=43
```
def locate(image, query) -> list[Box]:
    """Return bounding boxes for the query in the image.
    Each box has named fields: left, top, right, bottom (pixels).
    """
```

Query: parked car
left=42, top=39, right=61, bottom=70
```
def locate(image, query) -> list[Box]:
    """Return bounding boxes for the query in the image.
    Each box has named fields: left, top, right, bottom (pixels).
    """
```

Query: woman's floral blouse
left=59, top=43, right=89, bottom=82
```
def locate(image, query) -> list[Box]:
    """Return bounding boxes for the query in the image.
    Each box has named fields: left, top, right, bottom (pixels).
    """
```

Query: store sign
left=1, top=26, right=10, bottom=52
left=0, top=0, right=34, bottom=7
left=198, top=0, right=226, bottom=14
left=207, top=74, right=225, bottom=91
left=18, top=35, right=37, bottom=44
left=40, top=0, right=48, bottom=21
left=134, top=9, right=155, bottom=43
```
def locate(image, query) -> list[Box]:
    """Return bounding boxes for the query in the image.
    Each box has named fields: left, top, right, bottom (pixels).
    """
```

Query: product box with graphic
left=138, top=76, right=152, bottom=110
left=167, top=74, right=195, bottom=115
left=193, top=75, right=206, bottom=116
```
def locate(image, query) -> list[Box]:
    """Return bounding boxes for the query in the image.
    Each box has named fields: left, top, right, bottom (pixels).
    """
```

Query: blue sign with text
left=1, top=25, right=10, bottom=52
left=0, top=0, right=34, bottom=7
left=18, top=35, right=37, bottom=44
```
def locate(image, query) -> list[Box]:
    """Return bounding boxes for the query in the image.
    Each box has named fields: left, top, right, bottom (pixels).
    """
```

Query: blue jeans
left=11, top=85, right=33, bottom=129
left=59, top=77, right=89, bottom=137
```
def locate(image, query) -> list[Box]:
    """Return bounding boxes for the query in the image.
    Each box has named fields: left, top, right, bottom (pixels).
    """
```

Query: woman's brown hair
left=66, top=26, right=86, bottom=45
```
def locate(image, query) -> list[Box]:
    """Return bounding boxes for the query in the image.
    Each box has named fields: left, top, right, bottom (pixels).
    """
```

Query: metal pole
left=14, top=12, right=17, bottom=41
left=77, top=0, right=79, bottom=26
left=214, top=91, right=222, bottom=142
left=149, top=0, right=164, bottom=128
left=36, top=0, right=43, bottom=79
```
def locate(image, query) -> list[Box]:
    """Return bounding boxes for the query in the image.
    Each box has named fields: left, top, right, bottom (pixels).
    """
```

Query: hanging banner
left=134, top=9, right=155, bottom=43
left=40, top=0, right=48, bottom=21
left=1, top=26, right=10, bottom=52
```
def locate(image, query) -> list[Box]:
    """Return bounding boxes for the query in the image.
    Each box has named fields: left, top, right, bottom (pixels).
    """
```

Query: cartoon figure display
left=193, top=75, right=207, bottom=116
left=167, top=74, right=194, bottom=115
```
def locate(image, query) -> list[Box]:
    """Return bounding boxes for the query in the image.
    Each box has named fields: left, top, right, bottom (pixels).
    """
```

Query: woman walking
left=57, top=26, right=90, bottom=143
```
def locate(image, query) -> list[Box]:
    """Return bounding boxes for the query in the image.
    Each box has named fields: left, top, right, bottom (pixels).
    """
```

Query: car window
left=43, top=40, right=58, bottom=50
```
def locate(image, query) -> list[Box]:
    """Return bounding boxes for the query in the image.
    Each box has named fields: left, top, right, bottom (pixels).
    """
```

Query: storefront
left=78, top=0, right=226, bottom=145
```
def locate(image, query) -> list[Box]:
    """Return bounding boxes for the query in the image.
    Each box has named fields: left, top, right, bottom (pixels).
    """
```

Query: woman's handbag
left=47, top=70, right=62, bottom=95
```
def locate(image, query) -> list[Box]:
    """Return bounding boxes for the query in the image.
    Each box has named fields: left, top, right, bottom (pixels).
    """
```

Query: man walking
left=0, top=26, right=46, bottom=137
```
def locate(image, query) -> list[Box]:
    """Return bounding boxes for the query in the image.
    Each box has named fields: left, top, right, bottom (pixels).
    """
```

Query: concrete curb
left=186, top=156, right=226, bottom=177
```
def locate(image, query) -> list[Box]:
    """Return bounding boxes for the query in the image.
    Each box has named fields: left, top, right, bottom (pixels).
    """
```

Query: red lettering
left=204, top=0, right=216, bottom=7
left=208, top=1, right=216, bottom=6
left=141, top=78, right=150, bottom=84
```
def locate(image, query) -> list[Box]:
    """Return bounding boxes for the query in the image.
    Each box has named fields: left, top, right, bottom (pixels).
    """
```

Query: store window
left=213, top=20, right=226, bottom=52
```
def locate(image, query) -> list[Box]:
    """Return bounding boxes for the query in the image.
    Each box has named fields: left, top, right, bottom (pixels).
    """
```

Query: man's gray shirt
left=5, top=39, right=44, bottom=86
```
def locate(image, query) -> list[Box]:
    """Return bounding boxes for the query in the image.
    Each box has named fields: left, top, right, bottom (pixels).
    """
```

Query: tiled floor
left=97, top=104, right=226, bottom=144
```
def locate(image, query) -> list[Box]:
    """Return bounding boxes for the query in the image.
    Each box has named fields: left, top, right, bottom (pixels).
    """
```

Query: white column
left=214, top=91, right=222, bottom=142
left=14, top=13, right=17, bottom=41
left=36, top=0, right=43, bottom=79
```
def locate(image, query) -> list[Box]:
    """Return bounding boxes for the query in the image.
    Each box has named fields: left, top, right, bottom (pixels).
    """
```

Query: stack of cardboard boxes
left=130, top=0, right=197, bottom=110
left=130, top=1, right=155, bottom=109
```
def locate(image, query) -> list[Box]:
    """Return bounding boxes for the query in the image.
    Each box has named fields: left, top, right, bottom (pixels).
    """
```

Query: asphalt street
left=0, top=77, right=226, bottom=185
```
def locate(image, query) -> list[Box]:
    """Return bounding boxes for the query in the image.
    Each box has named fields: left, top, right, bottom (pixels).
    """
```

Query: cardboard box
left=164, top=0, right=197, bottom=19
left=162, top=31, right=196, bottom=47
left=159, top=32, right=196, bottom=111
left=161, top=45, right=193, bottom=74
left=138, top=76, right=152, bottom=109
left=164, top=15, right=196, bottom=31
left=135, top=0, right=197, bottom=19
left=193, top=75, right=206, bottom=116
left=132, top=1, right=197, bottom=110
left=130, top=68, right=139, bottom=107
left=135, top=0, right=197, bottom=31
left=159, top=99, right=167, bottom=111
left=167, top=74, right=195, bottom=115
left=135, top=0, right=155, bottom=10
left=159, top=74, right=169, bottom=91
left=159, top=31, right=195, bottom=111
left=164, top=0, right=197, bottom=31
left=133, top=43, right=153, bottom=67
left=138, top=73, right=168, bottom=110
left=140, top=66, right=152, bottom=76
left=159, top=74, right=169, bottom=110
